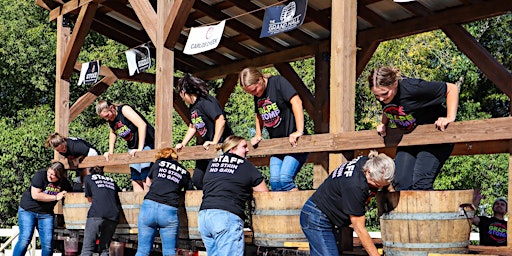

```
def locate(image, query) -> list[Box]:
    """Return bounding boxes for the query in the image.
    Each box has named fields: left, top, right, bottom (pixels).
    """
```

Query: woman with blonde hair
left=239, top=67, right=308, bottom=191
left=300, top=151, right=395, bottom=256
left=136, top=148, right=191, bottom=256
left=198, top=135, right=268, bottom=255
left=95, top=100, right=155, bottom=192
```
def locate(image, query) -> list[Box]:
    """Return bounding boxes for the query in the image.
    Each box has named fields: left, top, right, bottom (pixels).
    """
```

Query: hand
left=56, top=191, right=67, bottom=201
left=434, top=117, right=455, bottom=131
left=175, top=143, right=184, bottom=151
left=203, top=141, right=215, bottom=150
left=129, top=149, right=141, bottom=158
left=250, top=136, right=262, bottom=146
left=103, top=152, right=111, bottom=161
left=289, top=131, right=303, bottom=147
left=377, top=123, right=387, bottom=137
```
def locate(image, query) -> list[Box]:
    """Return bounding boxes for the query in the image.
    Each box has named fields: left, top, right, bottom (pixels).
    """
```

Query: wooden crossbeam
left=164, top=0, right=195, bottom=49
left=49, top=0, right=93, bottom=21
left=128, top=0, right=157, bottom=43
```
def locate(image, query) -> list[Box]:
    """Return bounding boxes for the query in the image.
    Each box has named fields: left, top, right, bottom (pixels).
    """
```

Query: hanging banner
left=184, top=20, right=226, bottom=55
left=260, top=0, right=307, bottom=38
left=77, top=60, right=100, bottom=85
left=125, top=44, right=151, bottom=76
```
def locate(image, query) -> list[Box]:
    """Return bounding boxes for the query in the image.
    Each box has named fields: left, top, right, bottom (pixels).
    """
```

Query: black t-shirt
left=145, top=158, right=191, bottom=207
left=381, top=77, right=447, bottom=133
left=59, top=137, right=99, bottom=160
left=478, top=216, right=507, bottom=246
left=19, top=169, right=73, bottom=214
left=253, top=76, right=299, bottom=138
left=200, top=153, right=265, bottom=219
left=311, top=156, right=370, bottom=228
left=84, top=174, right=122, bottom=222
left=190, top=94, right=233, bottom=142
left=108, top=105, right=155, bottom=149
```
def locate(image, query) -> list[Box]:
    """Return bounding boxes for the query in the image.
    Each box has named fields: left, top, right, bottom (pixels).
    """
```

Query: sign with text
left=260, top=0, right=307, bottom=38
left=184, top=20, right=225, bottom=55
left=77, top=60, right=100, bottom=85
left=125, top=44, right=151, bottom=76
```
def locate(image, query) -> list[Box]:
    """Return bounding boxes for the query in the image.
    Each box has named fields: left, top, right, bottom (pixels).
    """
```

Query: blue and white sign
left=260, top=0, right=307, bottom=38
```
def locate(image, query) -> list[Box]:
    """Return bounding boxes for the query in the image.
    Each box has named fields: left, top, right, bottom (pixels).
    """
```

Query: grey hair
left=363, top=150, right=395, bottom=184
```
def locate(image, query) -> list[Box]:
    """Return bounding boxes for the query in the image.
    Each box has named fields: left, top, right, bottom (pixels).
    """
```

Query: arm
left=86, top=197, right=93, bottom=203
left=377, top=114, right=388, bottom=137
left=30, top=186, right=66, bottom=202
left=176, top=124, right=197, bottom=150
left=250, top=113, right=264, bottom=146
left=472, top=189, right=484, bottom=225
left=435, top=82, right=459, bottom=131
left=289, top=94, right=305, bottom=147
left=203, top=115, right=227, bottom=150
left=121, top=106, right=148, bottom=156
left=103, top=129, right=117, bottom=161
left=253, top=181, right=269, bottom=192
left=350, top=215, right=381, bottom=256
left=145, top=177, right=152, bottom=187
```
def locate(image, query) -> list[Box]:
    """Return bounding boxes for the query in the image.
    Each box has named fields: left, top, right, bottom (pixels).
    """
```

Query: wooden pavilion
left=36, top=0, right=512, bottom=254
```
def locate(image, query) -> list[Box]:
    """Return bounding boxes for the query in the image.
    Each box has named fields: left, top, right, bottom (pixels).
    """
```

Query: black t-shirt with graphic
left=84, top=174, right=122, bottom=222
left=59, top=137, right=99, bottom=160
left=19, top=169, right=73, bottom=214
left=381, top=78, right=447, bottom=133
left=200, top=153, right=265, bottom=219
left=253, top=76, right=299, bottom=138
left=145, top=158, right=191, bottom=207
left=478, top=216, right=507, bottom=246
left=190, top=94, right=233, bottom=142
left=311, top=156, right=370, bottom=228
left=108, top=105, right=155, bottom=149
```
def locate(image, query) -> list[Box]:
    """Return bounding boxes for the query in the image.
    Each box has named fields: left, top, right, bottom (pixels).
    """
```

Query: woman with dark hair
left=96, top=100, right=155, bottom=192
left=239, top=67, right=308, bottom=191
left=368, top=66, right=459, bottom=190
left=300, top=151, right=395, bottom=256
left=175, top=73, right=233, bottom=189
left=13, top=162, right=72, bottom=256
left=81, top=166, right=122, bottom=256
left=198, top=135, right=268, bottom=255
left=136, top=148, right=191, bottom=256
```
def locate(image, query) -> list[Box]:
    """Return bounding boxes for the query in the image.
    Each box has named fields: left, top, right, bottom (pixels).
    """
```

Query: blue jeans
left=300, top=200, right=339, bottom=256
left=269, top=153, right=309, bottom=191
left=81, top=217, right=118, bottom=256
left=13, top=207, right=54, bottom=256
left=394, top=143, right=453, bottom=190
left=130, top=145, right=153, bottom=180
left=198, top=209, right=244, bottom=256
left=136, top=199, right=179, bottom=256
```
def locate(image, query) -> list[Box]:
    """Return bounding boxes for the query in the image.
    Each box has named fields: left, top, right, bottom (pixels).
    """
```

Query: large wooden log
left=74, top=117, right=512, bottom=169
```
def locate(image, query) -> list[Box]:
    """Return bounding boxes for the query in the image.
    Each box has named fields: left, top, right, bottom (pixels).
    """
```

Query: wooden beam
left=216, top=74, right=239, bottom=108
left=61, top=2, right=98, bottom=80
left=274, top=62, right=315, bottom=117
left=69, top=76, right=117, bottom=122
left=356, top=41, right=379, bottom=77
left=194, top=40, right=330, bottom=80
left=128, top=0, right=157, bottom=43
left=442, top=24, right=512, bottom=98
left=164, top=0, right=195, bottom=49
left=49, top=0, right=93, bottom=21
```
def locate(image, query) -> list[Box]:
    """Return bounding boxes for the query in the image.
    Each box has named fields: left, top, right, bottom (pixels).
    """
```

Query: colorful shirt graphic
left=191, top=110, right=207, bottom=137
left=113, top=120, right=133, bottom=142
left=382, top=104, right=416, bottom=133
left=257, top=97, right=282, bottom=128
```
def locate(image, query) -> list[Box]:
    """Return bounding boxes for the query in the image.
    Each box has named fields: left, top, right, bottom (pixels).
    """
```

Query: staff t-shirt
left=108, top=105, right=155, bottom=149
left=381, top=78, right=447, bottom=133
left=253, top=76, right=299, bottom=138
left=190, top=94, right=233, bottom=142
left=19, top=169, right=72, bottom=214
left=84, top=174, right=121, bottom=222
left=145, top=158, right=191, bottom=207
left=478, top=216, right=507, bottom=246
left=200, top=153, right=265, bottom=219
left=311, top=156, right=370, bottom=228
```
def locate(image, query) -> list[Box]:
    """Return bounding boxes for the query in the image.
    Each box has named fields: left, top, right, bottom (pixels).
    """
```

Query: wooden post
left=54, top=15, right=71, bottom=160
left=330, top=0, right=357, bottom=251
left=154, top=0, right=175, bottom=149
left=313, top=51, right=330, bottom=188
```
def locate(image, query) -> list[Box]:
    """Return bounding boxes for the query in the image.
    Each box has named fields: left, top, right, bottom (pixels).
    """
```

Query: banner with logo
left=77, top=60, right=100, bottom=85
left=184, top=20, right=226, bottom=55
left=260, top=0, right=307, bottom=38
left=125, top=44, right=151, bottom=76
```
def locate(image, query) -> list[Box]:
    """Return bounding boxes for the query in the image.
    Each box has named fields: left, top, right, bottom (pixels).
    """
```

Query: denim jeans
left=136, top=199, right=179, bottom=256
left=13, top=207, right=54, bottom=256
left=198, top=209, right=244, bottom=256
left=394, top=143, right=454, bottom=190
left=269, top=153, right=309, bottom=191
left=81, top=217, right=118, bottom=256
left=300, top=199, right=339, bottom=256
left=130, top=145, right=153, bottom=180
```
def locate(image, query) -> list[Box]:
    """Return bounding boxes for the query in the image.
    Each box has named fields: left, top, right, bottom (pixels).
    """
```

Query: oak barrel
left=63, top=192, right=145, bottom=234
left=251, top=190, right=314, bottom=247
left=377, top=190, right=474, bottom=256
